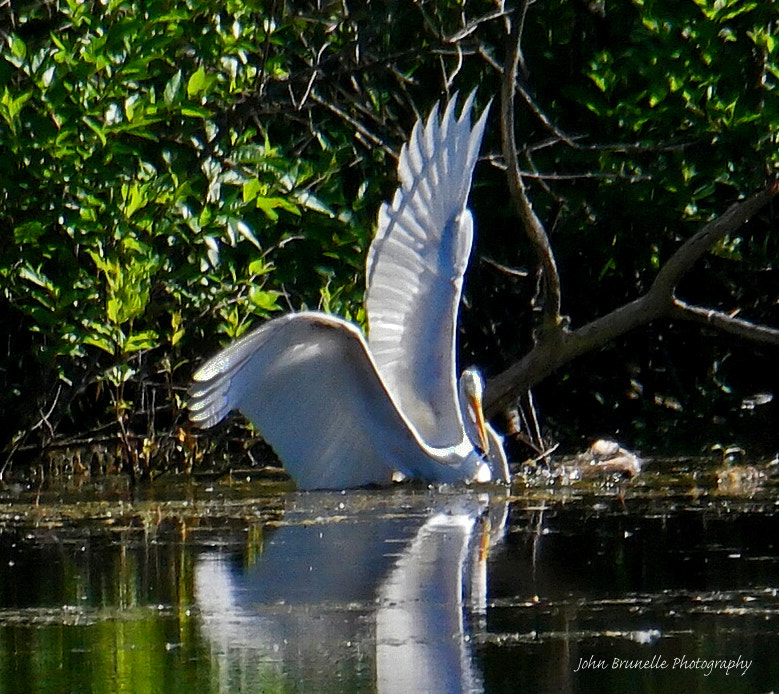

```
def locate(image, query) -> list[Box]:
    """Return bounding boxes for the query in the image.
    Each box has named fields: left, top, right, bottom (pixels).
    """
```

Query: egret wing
left=188, top=312, right=436, bottom=490
left=365, top=94, right=489, bottom=448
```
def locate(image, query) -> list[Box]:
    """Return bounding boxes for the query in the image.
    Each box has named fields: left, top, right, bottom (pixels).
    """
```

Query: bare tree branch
left=486, top=154, right=651, bottom=182
left=501, top=10, right=563, bottom=325
left=444, top=7, right=513, bottom=43
left=482, top=5, right=779, bottom=425
left=513, top=79, right=578, bottom=148
left=650, top=181, right=779, bottom=297
left=670, top=299, right=779, bottom=346
left=484, top=180, right=779, bottom=417
left=309, top=91, right=396, bottom=158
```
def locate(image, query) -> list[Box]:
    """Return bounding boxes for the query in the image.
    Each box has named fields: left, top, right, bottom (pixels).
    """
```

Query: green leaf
left=7, top=33, right=26, bottom=62
left=255, top=195, right=298, bottom=220
left=88, top=250, right=112, bottom=276
left=164, top=70, right=183, bottom=106
left=187, top=66, right=208, bottom=97
left=83, top=333, right=116, bottom=354
left=242, top=178, right=262, bottom=203
left=227, top=218, right=261, bottom=249
left=170, top=311, right=185, bottom=347
left=180, top=106, right=211, bottom=118
left=13, top=221, right=46, bottom=244
left=249, top=288, right=281, bottom=312
left=248, top=259, right=273, bottom=276
left=82, top=116, right=107, bottom=146
left=1, top=88, right=31, bottom=122
left=123, top=330, right=159, bottom=354
left=18, top=265, right=54, bottom=291
left=105, top=363, right=136, bottom=386
left=589, top=72, right=608, bottom=93
left=123, top=183, right=148, bottom=218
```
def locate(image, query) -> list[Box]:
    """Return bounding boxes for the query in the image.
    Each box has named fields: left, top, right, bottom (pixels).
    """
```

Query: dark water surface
left=1, top=468, right=779, bottom=693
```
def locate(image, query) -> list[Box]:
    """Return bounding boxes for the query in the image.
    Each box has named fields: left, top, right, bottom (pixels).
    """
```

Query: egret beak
left=468, top=392, right=490, bottom=455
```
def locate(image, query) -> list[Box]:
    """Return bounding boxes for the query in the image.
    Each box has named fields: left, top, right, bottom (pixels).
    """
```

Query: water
left=1, top=469, right=779, bottom=693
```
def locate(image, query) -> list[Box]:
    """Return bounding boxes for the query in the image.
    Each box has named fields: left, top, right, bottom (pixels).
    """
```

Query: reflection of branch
left=485, top=181, right=779, bottom=417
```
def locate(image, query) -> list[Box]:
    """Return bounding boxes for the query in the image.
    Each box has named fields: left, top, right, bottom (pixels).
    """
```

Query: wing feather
left=189, top=312, right=446, bottom=490
left=365, top=93, right=490, bottom=448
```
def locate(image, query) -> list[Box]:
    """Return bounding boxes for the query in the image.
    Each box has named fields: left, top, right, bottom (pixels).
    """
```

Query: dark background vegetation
left=0, top=0, right=777, bottom=478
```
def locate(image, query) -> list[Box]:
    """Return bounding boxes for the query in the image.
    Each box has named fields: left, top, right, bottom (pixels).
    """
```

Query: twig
left=444, top=8, right=513, bottom=43
left=670, top=299, right=779, bottom=345
left=255, top=0, right=278, bottom=97
left=29, top=384, right=62, bottom=436
left=481, top=255, right=529, bottom=278
left=485, top=154, right=651, bottom=182
left=500, top=8, right=563, bottom=324
left=310, top=92, right=396, bottom=158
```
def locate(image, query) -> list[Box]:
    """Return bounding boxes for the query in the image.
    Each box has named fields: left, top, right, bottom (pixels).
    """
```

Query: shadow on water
left=1, top=465, right=779, bottom=693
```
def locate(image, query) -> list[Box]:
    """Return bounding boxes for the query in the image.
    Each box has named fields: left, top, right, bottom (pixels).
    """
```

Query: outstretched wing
left=365, top=93, right=490, bottom=449
left=188, top=312, right=435, bottom=490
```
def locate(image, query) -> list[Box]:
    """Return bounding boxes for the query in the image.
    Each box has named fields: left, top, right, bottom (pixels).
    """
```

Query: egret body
left=189, top=94, right=508, bottom=490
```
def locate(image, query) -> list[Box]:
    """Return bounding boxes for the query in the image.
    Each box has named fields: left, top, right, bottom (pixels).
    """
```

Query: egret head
left=459, top=367, right=489, bottom=455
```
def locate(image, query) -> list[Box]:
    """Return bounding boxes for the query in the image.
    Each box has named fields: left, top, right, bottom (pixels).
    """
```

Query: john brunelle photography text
left=574, top=654, right=752, bottom=677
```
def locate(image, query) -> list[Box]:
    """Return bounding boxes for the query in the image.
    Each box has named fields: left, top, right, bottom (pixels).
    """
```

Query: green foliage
left=0, top=0, right=381, bottom=459
left=583, top=0, right=776, bottom=190
left=491, top=0, right=779, bottom=453
left=1, top=0, right=313, bottom=367
left=0, top=0, right=776, bottom=468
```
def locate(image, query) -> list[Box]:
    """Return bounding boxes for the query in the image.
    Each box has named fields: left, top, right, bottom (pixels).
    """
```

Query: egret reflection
left=194, top=492, right=507, bottom=693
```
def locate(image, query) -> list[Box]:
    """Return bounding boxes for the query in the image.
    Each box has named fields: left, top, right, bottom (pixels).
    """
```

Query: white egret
left=188, top=93, right=509, bottom=490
